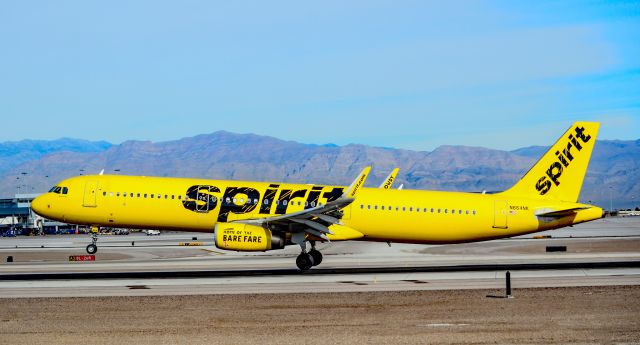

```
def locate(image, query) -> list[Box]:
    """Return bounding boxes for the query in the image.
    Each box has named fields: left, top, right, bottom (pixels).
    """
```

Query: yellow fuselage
left=32, top=174, right=602, bottom=244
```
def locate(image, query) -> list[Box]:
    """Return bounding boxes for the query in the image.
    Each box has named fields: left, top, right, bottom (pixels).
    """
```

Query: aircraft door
left=341, top=205, right=352, bottom=220
left=493, top=200, right=508, bottom=229
left=83, top=180, right=98, bottom=207
left=196, top=186, right=210, bottom=212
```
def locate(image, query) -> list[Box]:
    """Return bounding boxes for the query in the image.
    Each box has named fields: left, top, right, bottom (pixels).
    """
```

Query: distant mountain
left=0, top=138, right=112, bottom=174
left=512, top=139, right=640, bottom=209
left=0, top=132, right=638, bottom=209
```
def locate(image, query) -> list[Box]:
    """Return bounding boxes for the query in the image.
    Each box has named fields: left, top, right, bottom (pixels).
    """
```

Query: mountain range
left=0, top=132, right=638, bottom=209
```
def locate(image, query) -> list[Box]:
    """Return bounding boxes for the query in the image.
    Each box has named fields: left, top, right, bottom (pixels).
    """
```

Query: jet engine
left=214, top=222, right=285, bottom=251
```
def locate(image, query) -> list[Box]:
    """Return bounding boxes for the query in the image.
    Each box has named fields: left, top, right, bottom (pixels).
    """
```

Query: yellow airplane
left=32, top=122, right=603, bottom=270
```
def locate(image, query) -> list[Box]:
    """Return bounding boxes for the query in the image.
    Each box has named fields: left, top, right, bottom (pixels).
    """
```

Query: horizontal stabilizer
left=535, top=207, right=590, bottom=218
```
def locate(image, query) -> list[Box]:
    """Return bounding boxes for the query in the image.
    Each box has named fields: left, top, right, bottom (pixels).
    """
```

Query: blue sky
left=0, top=1, right=638, bottom=150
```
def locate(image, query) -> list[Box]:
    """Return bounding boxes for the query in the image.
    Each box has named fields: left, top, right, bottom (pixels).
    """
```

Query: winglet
left=344, top=166, right=371, bottom=199
left=379, top=168, right=399, bottom=189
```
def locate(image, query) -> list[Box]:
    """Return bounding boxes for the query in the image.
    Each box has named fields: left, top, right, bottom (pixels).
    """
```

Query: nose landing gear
left=86, top=227, right=99, bottom=254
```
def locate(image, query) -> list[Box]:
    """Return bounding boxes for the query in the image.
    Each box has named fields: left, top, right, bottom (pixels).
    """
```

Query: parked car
left=145, top=230, right=161, bottom=236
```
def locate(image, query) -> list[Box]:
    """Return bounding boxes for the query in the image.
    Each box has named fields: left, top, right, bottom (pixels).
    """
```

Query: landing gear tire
left=296, top=252, right=314, bottom=271
left=86, top=243, right=98, bottom=254
left=309, top=249, right=322, bottom=266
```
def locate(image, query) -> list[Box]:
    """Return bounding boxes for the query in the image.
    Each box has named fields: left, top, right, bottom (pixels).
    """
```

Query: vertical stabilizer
left=503, top=122, right=600, bottom=202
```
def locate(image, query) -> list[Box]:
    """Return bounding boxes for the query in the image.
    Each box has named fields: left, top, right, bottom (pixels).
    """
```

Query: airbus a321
left=32, top=122, right=603, bottom=270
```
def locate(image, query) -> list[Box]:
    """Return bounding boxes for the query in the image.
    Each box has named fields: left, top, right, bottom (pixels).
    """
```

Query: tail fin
left=503, top=122, right=600, bottom=202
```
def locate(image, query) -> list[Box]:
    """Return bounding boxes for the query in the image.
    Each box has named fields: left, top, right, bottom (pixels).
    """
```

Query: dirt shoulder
left=1, top=286, right=638, bottom=344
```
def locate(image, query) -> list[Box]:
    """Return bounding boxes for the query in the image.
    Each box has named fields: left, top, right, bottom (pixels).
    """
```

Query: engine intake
left=214, top=222, right=285, bottom=251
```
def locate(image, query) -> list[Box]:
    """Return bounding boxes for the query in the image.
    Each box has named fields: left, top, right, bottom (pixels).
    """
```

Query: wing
left=232, top=166, right=371, bottom=241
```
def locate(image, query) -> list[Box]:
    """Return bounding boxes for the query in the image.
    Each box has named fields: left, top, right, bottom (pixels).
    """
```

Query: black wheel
left=296, top=252, right=314, bottom=271
left=86, top=244, right=98, bottom=254
left=309, top=249, right=322, bottom=266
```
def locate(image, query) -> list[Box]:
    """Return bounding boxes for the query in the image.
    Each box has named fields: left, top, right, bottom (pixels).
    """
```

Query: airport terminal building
left=0, top=194, right=74, bottom=236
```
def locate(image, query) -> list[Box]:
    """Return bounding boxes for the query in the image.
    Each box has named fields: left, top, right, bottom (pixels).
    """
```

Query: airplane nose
left=31, top=195, right=49, bottom=217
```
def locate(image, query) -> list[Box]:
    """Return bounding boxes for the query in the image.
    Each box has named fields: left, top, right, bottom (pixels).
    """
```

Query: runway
left=1, top=217, right=639, bottom=344
left=0, top=216, right=639, bottom=298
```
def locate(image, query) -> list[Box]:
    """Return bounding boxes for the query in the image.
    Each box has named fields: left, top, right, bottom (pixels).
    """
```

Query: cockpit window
left=48, top=186, right=68, bottom=194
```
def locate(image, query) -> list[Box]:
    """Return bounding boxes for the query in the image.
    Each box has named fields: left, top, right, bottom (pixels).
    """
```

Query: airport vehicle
left=145, top=230, right=160, bottom=236
left=31, top=122, right=603, bottom=270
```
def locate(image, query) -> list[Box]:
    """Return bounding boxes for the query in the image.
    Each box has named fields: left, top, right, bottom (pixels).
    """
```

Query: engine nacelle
left=214, top=222, right=285, bottom=251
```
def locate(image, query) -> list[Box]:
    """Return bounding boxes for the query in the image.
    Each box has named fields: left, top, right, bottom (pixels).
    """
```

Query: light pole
left=609, top=186, right=613, bottom=212
left=21, top=172, right=28, bottom=195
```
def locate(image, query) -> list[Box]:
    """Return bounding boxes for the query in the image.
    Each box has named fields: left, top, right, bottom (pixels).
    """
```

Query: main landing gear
left=296, top=240, right=323, bottom=271
left=86, top=228, right=99, bottom=254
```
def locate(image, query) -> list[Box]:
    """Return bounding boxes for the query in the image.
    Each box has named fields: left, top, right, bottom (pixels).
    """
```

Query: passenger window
left=465, top=210, right=469, bottom=215
left=178, top=195, right=182, bottom=200
left=116, top=192, right=120, bottom=197
left=367, top=205, right=371, bottom=209
left=130, top=193, right=134, bottom=197
left=459, top=210, right=462, bottom=214
left=103, top=192, right=107, bottom=196
left=123, top=192, right=126, bottom=198
left=282, top=200, right=287, bottom=206
left=423, top=208, right=427, bottom=212
left=62, top=187, right=68, bottom=195
left=430, top=208, right=434, bottom=213
left=109, top=192, right=113, bottom=197
left=360, top=204, right=364, bottom=209
left=381, top=206, right=385, bottom=210
left=472, top=210, right=476, bottom=215
left=150, top=194, right=154, bottom=198
left=137, top=193, right=141, bottom=198
left=437, top=209, right=441, bottom=213
left=396, top=207, right=399, bottom=211
left=264, top=199, right=269, bottom=205
left=144, top=194, right=147, bottom=198
left=416, top=208, right=419, bottom=212
left=402, top=207, right=406, bottom=211
left=158, top=194, right=161, bottom=199
left=165, top=195, right=168, bottom=199
left=409, top=207, right=413, bottom=212
left=445, top=209, right=448, bottom=214
left=374, top=205, right=378, bottom=210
